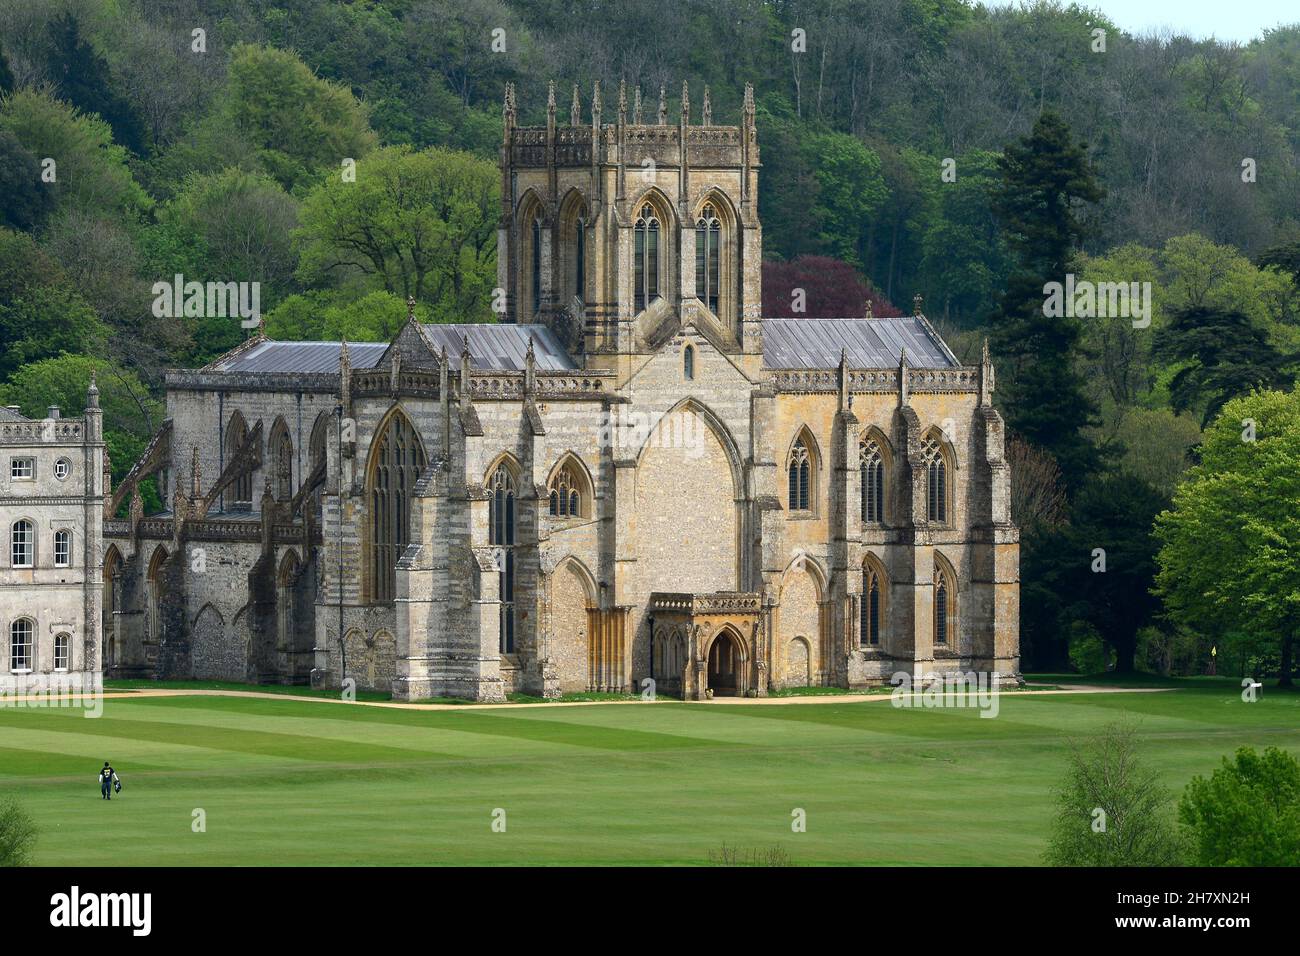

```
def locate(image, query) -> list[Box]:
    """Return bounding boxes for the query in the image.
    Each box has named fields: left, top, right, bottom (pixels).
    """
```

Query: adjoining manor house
left=92, top=81, right=1019, bottom=701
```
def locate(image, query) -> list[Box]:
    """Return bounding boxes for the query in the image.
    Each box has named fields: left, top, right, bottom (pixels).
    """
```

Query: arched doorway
left=707, top=629, right=741, bottom=696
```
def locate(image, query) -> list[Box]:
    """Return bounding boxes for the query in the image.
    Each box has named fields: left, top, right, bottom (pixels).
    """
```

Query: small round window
left=54, top=458, right=71, bottom=480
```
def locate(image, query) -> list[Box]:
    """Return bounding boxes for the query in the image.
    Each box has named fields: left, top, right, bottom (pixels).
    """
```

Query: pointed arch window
left=683, top=344, right=695, bottom=380
left=54, top=529, right=71, bottom=567
left=367, top=412, right=427, bottom=604
left=489, top=464, right=517, bottom=653
left=934, top=560, right=956, bottom=646
left=861, top=563, right=884, bottom=647
left=695, top=203, right=721, bottom=314
left=225, top=413, right=252, bottom=509
left=54, top=632, right=70, bottom=671
left=922, top=435, right=949, bottom=524
left=787, top=437, right=813, bottom=512
left=860, top=436, right=885, bottom=524
left=634, top=203, right=660, bottom=312
left=547, top=458, right=588, bottom=520
left=273, top=427, right=293, bottom=501
left=146, top=547, right=168, bottom=642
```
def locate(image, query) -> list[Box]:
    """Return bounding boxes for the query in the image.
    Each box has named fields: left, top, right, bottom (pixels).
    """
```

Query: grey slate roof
left=207, top=341, right=387, bottom=374
left=762, top=317, right=959, bottom=369
left=0, top=405, right=29, bottom=422
left=420, top=323, right=578, bottom=371
left=207, top=324, right=577, bottom=374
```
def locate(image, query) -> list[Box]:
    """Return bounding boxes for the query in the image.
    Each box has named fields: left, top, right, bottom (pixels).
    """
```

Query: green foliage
left=294, top=145, right=497, bottom=318
left=265, top=289, right=426, bottom=342
left=0, top=89, right=150, bottom=219
left=1179, top=747, right=1300, bottom=866
left=0, top=283, right=106, bottom=380
left=805, top=131, right=887, bottom=271
left=44, top=12, right=145, bottom=153
left=1155, top=389, right=1300, bottom=686
left=0, top=129, right=56, bottom=230
left=1155, top=306, right=1297, bottom=426
left=220, top=44, right=378, bottom=191
left=1044, top=721, right=1189, bottom=866
left=0, top=799, right=36, bottom=866
left=164, top=167, right=300, bottom=305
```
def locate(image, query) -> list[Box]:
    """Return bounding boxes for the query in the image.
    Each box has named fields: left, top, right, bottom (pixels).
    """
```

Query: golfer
left=99, top=762, right=119, bottom=800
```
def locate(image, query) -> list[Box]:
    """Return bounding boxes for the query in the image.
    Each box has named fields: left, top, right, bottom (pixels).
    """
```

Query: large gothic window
left=861, top=561, right=885, bottom=647
left=488, top=464, right=517, bottom=653
left=922, top=434, right=950, bottom=524
left=634, top=203, right=660, bottom=312
left=695, top=203, right=721, bottom=314
left=367, top=411, right=427, bottom=604
left=787, top=435, right=814, bottom=512
left=860, top=436, right=885, bottom=524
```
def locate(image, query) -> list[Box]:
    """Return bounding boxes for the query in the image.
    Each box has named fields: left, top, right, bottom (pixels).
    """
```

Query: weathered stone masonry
left=97, top=81, right=1019, bottom=700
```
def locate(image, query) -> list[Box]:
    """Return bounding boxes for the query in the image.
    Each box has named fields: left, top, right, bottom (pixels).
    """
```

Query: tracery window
left=489, top=464, right=517, bottom=653
left=787, top=437, right=812, bottom=512
left=274, top=428, right=293, bottom=501
left=226, top=412, right=252, bottom=509
left=367, top=412, right=427, bottom=604
left=860, top=436, right=885, bottom=524
left=547, top=461, right=585, bottom=519
left=695, top=203, right=721, bottom=314
left=922, top=435, right=949, bottom=524
left=634, top=203, right=660, bottom=312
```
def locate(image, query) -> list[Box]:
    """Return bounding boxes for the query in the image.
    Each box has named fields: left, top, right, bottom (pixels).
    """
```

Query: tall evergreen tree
left=45, top=13, right=145, bottom=153
left=1154, top=306, right=1296, bottom=427
left=0, top=50, right=14, bottom=96
left=989, top=111, right=1104, bottom=491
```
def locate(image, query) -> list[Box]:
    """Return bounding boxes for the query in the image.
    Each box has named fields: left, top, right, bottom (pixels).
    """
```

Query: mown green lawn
left=0, top=680, right=1295, bottom=865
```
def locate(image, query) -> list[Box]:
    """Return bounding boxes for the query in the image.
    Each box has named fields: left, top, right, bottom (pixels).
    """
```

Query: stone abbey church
left=96, top=82, right=1019, bottom=701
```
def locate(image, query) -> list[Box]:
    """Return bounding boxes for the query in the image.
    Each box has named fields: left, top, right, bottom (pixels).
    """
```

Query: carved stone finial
left=680, top=81, right=690, bottom=124
left=913, top=292, right=924, bottom=316
left=658, top=85, right=667, bottom=125
left=633, top=86, right=642, bottom=124
left=702, top=85, right=712, bottom=126
left=406, top=295, right=416, bottom=321
left=547, top=80, right=556, bottom=113
left=864, top=298, right=874, bottom=320
left=743, top=82, right=755, bottom=123
left=570, top=84, right=581, bottom=126
left=87, top=370, right=99, bottom=407
left=191, top=446, right=201, bottom=498
left=592, top=80, right=602, bottom=122
left=618, top=78, right=627, bottom=122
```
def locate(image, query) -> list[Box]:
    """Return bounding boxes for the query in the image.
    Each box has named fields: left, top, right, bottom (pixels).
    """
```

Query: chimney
left=47, top=405, right=60, bottom=420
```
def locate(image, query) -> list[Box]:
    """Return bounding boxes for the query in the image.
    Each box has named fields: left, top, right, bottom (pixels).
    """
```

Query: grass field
left=0, top=678, right=1296, bottom=865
